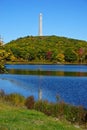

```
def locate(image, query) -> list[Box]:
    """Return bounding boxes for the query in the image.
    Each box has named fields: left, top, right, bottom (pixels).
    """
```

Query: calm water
left=0, top=64, right=87, bottom=108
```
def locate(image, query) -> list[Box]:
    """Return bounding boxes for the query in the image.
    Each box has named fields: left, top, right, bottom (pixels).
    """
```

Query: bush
left=35, top=100, right=50, bottom=115
left=35, top=100, right=47, bottom=112
left=25, top=96, right=35, bottom=109
left=65, top=105, right=79, bottom=123
left=34, top=99, right=87, bottom=126
left=77, top=106, right=87, bottom=125
left=5, top=93, right=25, bottom=106
left=65, top=105, right=87, bottom=125
left=53, top=101, right=67, bottom=118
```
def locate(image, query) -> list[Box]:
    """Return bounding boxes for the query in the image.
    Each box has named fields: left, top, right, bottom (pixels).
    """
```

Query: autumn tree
left=56, top=53, right=65, bottom=63
left=78, top=48, right=85, bottom=63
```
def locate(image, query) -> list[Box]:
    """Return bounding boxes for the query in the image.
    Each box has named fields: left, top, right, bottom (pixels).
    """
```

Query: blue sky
left=0, top=0, right=87, bottom=43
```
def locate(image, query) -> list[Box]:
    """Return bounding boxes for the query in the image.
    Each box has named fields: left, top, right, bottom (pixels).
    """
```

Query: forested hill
left=3, top=35, right=87, bottom=63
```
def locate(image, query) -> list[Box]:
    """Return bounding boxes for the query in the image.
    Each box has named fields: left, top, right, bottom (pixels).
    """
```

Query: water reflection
left=7, top=69, right=87, bottom=77
left=5, top=64, right=87, bottom=72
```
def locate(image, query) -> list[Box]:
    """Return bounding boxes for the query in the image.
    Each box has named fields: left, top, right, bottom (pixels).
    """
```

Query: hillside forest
left=0, top=35, right=87, bottom=64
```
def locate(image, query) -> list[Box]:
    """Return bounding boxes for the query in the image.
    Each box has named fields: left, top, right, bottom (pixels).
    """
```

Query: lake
left=0, top=64, right=87, bottom=108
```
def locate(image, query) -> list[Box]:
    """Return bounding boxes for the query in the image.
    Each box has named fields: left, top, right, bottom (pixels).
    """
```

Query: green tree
left=64, top=48, right=77, bottom=62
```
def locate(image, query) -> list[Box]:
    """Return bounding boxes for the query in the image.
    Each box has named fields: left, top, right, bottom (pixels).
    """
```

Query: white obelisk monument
left=38, top=13, right=42, bottom=36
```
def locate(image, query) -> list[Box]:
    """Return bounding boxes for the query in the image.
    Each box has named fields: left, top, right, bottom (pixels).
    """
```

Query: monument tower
left=38, top=13, right=42, bottom=36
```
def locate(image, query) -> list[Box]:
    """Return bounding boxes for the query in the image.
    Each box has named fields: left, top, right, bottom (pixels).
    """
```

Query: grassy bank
left=0, top=101, right=82, bottom=130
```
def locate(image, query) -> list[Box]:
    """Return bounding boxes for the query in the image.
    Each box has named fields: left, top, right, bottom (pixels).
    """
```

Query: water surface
left=0, top=64, right=87, bottom=108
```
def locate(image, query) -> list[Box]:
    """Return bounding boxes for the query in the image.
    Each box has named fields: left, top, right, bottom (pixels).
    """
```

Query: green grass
left=0, top=102, right=82, bottom=130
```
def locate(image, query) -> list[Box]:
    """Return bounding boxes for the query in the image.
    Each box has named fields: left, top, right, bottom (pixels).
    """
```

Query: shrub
left=35, top=100, right=55, bottom=116
left=53, top=101, right=67, bottom=118
left=65, top=105, right=79, bottom=123
left=35, top=100, right=47, bottom=112
left=25, top=96, right=35, bottom=109
left=77, top=106, right=87, bottom=125
left=5, top=93, right=25, bottom=106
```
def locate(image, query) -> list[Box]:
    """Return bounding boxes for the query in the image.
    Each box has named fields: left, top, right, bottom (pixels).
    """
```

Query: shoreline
left=5, top=61, right=87, bottom=65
